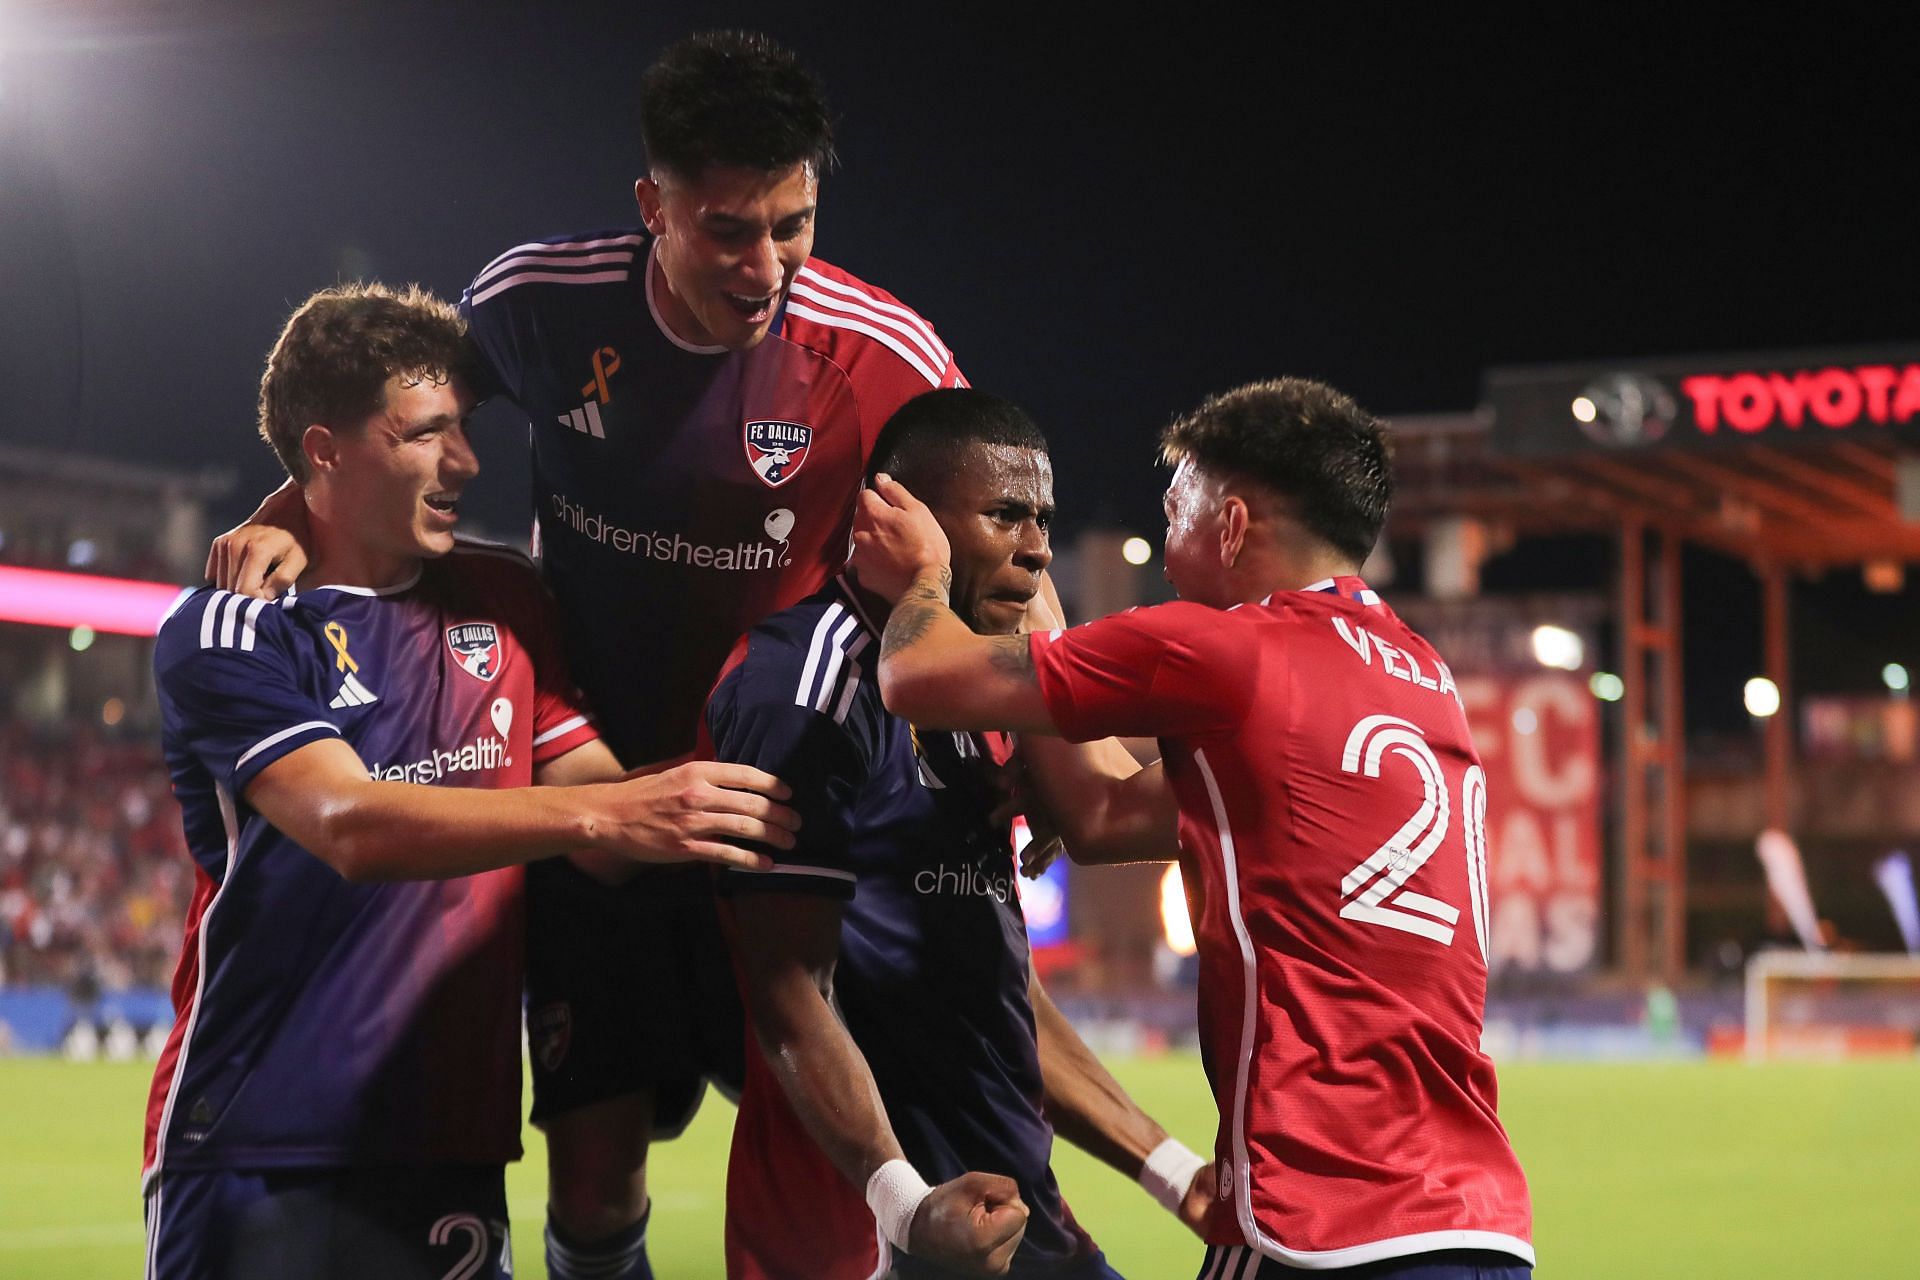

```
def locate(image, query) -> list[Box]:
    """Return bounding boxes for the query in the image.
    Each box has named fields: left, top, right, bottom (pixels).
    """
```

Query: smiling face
left=637, top=161, right=818, bottom=350
left=925, top=444, right=1055, bottom=637
left=305, top=371, right=479, bottom=585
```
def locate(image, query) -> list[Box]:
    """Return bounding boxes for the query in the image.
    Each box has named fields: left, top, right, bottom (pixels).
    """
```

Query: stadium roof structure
left=1388, top=343, right=1920, bottom=981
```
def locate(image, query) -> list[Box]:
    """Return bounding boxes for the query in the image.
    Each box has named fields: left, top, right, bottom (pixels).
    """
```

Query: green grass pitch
left=2, top=1054, right=1916, bottom=1277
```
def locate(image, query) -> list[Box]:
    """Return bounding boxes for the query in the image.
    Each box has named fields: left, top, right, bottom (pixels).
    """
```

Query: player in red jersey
left=207, top=32, right=981, bottom=1280
left=850, top=378, right=1535, bottom=1278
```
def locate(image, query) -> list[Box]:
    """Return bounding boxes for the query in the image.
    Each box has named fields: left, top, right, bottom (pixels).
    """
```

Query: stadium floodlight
left=1530, top=623, right=1584, bottom=671
left=1589, top=671, right=1625, bottom=702
left=1570, top=396, right=1598, bottom=424
left=1121, top=536, right=1152, bottom=566
left=1744, top=676, right=1782, bottom=718
left=1884, top=663, right=1910, bottom=694
left=1159, top=864, right=1195, bottom=957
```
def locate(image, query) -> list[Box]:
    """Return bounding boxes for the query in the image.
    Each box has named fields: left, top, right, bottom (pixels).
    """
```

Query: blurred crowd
left=0, top=721, right=189, bottom=990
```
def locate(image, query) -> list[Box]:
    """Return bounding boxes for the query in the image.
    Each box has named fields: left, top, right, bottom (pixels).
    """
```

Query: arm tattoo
left=987, top=636, right=1038, bottom=684
left=881, top=570, right=954, bottom=658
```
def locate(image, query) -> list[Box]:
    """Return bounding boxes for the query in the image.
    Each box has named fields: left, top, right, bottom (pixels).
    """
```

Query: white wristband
left=1139, top=1138, right=1208, bottom=1215
left=866, top=1158, right=934, bottom=1251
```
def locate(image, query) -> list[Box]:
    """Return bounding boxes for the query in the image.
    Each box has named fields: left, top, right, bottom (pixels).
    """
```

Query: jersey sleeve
left=458, top=258, right=528, bottom=405
left=706, top=647, right=880, bottom=900
left=1028, top=601, right=1260, bottom=742
left=154, top=592, right=343, bottom=795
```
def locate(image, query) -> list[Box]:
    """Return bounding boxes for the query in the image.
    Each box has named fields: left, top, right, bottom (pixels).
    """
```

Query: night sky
left=3, top=2, right=1915, bottom=726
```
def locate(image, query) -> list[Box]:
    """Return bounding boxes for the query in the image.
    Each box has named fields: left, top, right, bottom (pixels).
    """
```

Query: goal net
left=1744, top=950, right=1920, bottom=1061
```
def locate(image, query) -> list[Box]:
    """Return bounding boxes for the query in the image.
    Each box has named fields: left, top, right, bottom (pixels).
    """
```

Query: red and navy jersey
left=706, top=579, right=1095, bottom=1279
left=461, top=231, right=964, bottom=766
left=1029, top=578, right=1534, bottom=1269
left=142, top=541, right=598, bottom=1185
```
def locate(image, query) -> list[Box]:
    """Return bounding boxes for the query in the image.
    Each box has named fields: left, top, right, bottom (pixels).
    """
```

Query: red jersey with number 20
left=1029, top=577, right=1533, bottom=1270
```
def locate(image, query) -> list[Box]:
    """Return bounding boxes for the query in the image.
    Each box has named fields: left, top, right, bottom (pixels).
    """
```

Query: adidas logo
left=329, top=673, right=379, bottom=709
left=558, top=401, right=606, bottom=438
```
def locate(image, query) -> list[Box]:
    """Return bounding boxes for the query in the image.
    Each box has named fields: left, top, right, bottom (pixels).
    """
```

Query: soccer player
left=850, top=379, right=1537, bottom=1278
left=207, top=31, right=972, bottom=1279
left=144, top=284, right=797, bottom=1280
left=712, top=389, right=1213, bottom=1280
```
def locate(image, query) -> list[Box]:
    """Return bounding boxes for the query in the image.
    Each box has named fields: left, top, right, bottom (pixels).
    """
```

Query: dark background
left=3, top=1, right=1915, bottom=728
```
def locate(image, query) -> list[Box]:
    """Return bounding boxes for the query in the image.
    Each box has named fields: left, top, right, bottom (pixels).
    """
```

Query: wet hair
left=1159, top=377, right=1393, bottom=562
left=867, top=388, right=1050, bottom=499
left=257, top=282, right=479, bottom=484
left=640, top=30, right=837, bottom=179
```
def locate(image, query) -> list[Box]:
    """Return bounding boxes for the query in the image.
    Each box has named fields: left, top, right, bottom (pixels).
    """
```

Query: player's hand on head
left=207, top=482, right=311, bottom=598
left=909, top=1171, right=1028, bottom=1275
left=600, top=761, right=800, bottom=870
left=1178, top=1160, right=1217, bottom=1238
left=850, top=474, right=951, bottom=604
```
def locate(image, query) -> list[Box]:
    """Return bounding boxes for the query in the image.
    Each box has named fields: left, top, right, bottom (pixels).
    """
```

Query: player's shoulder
left=462, top=227, right=648, bottom=311
left=441, top=535, right=542, bottom=586
left=778, top=253, right=954, bottom=390
left=1080, top=598, right=1239, bottom=641
left=723, top=584, right=879, bottom=716
left=154, top=586, right=298, bottom=670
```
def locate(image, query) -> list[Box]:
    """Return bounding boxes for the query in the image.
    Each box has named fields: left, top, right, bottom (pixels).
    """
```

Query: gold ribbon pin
left=323, top=622, right=358, bottom=673
left=580, top=347, right=621, bottom=404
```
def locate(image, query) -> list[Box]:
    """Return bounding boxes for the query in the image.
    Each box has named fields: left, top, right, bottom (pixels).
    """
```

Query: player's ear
left=1218, top=496, right=1250, bottom=568
left=635, top=176, right=666, bottom=235
left=301, top=425, right=339, bottom=476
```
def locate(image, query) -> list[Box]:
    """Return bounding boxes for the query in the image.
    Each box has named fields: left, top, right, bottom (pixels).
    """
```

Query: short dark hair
left=868, top=389, right=1050, bottom=499
left=640, top=31, right=836, bottom=179
left=1160, top=377, right=1393, bottom=562
left=257, top=282, right=479, bottom=484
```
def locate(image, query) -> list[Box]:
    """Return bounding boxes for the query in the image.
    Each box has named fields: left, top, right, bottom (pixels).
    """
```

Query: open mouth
left=425, top=493, right=460, bottom=518
left=723, top=290, right=775, bottom=322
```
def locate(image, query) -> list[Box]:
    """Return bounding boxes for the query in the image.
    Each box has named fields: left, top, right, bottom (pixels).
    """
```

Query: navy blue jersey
left=706, top=579, right=1095, bottom=1275
left=142, top=541, right=598, bottom=1183
left=461, top=231, right=963, bottom=766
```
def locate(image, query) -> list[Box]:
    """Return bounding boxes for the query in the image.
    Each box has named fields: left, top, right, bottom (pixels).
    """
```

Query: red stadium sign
left=1682, top=364, right=1920, bottom=435
left=1485, top=344, right=1920, bottom=455
left=1457, top=673, right=1603, bottom=975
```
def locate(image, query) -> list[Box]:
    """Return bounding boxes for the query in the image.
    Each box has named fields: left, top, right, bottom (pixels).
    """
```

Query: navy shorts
left=1195, top=1247, right=1532, bottom=1280
left=144, top=1164, right=510, bottom=1280
left=524, top=857, right=745, bottom=1130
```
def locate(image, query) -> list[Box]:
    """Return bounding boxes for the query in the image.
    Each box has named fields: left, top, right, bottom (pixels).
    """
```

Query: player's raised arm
left=1028, top=970, right=1214, bottom=1239
left=729, top=890, right=1028, bottom=1274
left=244, top=736, right=792, bottom=881
left=853, top=475, right=1058, bottom=734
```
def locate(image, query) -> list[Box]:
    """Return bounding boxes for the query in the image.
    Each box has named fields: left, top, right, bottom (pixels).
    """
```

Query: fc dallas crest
left=744, top=419, right=813, bottom=488
left=446, top=622, right=502, bottom=682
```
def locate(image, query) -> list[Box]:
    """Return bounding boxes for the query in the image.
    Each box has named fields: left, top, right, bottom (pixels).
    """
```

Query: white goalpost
left=1744, top=950, right=1920, bottom=1062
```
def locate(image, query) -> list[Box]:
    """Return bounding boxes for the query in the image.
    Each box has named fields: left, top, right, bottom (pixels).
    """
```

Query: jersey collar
left=1285, top=575, right=1381, bottom=607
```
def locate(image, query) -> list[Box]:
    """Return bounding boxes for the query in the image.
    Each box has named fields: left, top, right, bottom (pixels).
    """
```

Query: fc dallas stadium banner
left=1485, top=344, right=1920, bottom=455
left=1457, top=673, right=1603, bottom=975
